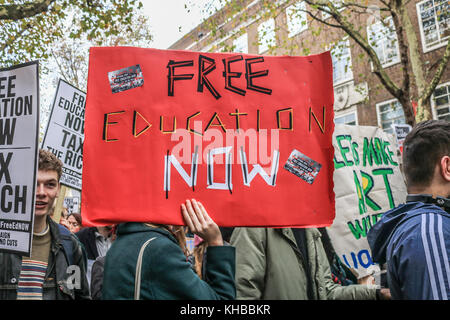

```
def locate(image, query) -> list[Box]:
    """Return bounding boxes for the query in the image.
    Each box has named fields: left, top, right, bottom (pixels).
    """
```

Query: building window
left=417, top=0, right=449, bottom=52
left=367, top=17, right=400, bottom=68
left=376, top=99, right=406, bottom=134
left=258, top=18, right=276, bottom=54
left=335, top=112, right=357, bottom=125
left=286, top=2, right=307, bottom=37
left=233, top=33, right=248, bottom=53
left=432, top=82, right=450, bottom=121
left=322, top=0, right=344, bottom=20
left=331, top=39, right=353, bottom=86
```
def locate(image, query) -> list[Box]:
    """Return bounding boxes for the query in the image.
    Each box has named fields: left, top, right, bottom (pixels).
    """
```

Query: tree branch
left=390, top=8, right=410, bottom=98
left=0, top=0, right=57, bottom=20
left=303, top=0, right=402, bottom=98
left=420, top=40, right=450, bottom=104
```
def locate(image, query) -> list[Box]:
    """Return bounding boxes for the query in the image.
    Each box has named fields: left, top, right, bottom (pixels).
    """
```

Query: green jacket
left=102, top=222, right=235, bottom=300
left=230, top=227, right=377, bottom=300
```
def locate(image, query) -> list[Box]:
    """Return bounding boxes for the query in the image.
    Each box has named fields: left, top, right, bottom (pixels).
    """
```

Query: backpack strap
left=134, top=237, right=156, bottom=300
left=58, top=224, right=74, bottom=266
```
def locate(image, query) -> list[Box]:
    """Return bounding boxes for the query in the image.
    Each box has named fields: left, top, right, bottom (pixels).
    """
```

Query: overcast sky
left=141, top=1, right=207, bottom=49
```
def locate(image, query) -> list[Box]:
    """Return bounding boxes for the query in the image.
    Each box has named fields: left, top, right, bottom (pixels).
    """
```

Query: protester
left=88, top=225, right=118, bottom=300
left=318, top=227, right=359, bottom=286
left=75, top=224, right=116, bottom=289
left=0, top=149, right=90, bottom=300
left=76, top=225, right=115, bottom=261
left=59, top=207, right=70, bottom=229
left=368, top=120, right=450, bottom=300
left=190, top=227, right=235, bottom=279
left=67, top=213, right=83, bottom=233
left=90, top=255, right=106, bottom=300
left=230, top=226, right=390, bottom=300
left=102, top=199, right=235, bottom=299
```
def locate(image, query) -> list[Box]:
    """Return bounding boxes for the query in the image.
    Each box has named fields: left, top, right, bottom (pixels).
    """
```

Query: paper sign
left=0, top=61, right=40, bottom=256
left=82, top=47, right=335, bottom=227
left=64, top=196, right=80, bottom=214
left=391, top=123, right=412, bottom=154
left=327, top=124, right=407, bottom=278
left=41, top=79, right=85, bottom=190
left=108, top=64, right=144, bottom=93
left=284, top=149, right=322, bottom=184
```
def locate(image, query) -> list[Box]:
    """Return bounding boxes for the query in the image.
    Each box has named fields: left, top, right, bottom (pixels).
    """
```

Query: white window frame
left=367, top=16, right=401, bottom=69
left=416, top=0, right=450, bottom=53
left=233, top=33, right=248, bottom=53
left=334, top=110, right=358, bottom=125
left=258, top=18, right=276, bottom=54
left=430, top=81, right=450, bottom=121
left=286, top=1, right=308, bottom=37
left=330, top=38, right=353, bottom=86
left=376, top=98, right=407, bottom=133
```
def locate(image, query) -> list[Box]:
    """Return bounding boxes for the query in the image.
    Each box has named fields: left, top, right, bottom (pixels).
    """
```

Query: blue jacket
left=368, top=202, right=450, bottom=300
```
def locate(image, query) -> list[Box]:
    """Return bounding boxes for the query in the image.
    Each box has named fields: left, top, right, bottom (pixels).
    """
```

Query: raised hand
left=181, top=199, right=223, bottom=246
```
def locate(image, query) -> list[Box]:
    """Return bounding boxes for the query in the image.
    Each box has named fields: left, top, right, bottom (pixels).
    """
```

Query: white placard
left=0, top=61, right=40, bottom=256
left=41, top=79, right=85, bottom=190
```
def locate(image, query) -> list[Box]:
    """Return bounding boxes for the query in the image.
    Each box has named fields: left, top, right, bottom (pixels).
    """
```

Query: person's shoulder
left=392, top=210, right=448, bottom=248
left=75, top=226, right=96, bottom=238
left=118, top=225, right=178, bottom=252
left=230, top=227, right=268, bottom=245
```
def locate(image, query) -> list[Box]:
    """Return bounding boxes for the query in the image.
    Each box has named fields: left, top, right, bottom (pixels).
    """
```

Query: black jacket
left=90, top=255, right=105, bottom=300
left=0, top=217, right=90, bottom=300
left=75, top=227, right=99, bottom=260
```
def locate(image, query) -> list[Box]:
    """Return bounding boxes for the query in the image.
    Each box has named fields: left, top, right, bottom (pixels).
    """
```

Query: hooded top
left=368, top=202, right=450, bottom=300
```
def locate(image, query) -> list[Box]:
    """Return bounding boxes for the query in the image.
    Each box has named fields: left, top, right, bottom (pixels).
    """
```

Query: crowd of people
left=0, top=119, right=448, bottom=300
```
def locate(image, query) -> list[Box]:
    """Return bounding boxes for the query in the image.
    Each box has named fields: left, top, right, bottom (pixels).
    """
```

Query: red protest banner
left=82, top=47, right=335, bottom=228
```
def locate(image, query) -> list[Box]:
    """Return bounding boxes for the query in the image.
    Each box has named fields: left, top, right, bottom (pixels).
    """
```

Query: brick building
left=169, top=0, right=449, bottom=132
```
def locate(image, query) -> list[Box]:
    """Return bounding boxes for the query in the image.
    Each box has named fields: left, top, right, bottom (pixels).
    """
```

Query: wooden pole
left=52, top=185, right=68, bottom=223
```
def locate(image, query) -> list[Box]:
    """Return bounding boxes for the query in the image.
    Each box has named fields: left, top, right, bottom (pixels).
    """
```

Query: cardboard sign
left=0, top=61, right=40, bottom=256
left=41, top=79, right=85, bottom=190
left=327, top=124, right=407, bottom=278
left=82, top=47, right=335, bottom=227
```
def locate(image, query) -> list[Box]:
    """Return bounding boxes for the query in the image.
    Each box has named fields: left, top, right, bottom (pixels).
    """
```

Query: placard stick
left=53, top=185, right=68, bottom=223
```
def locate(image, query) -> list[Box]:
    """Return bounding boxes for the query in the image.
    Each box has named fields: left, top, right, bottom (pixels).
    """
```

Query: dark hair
left=402, top=120, right=450, bottom=189
left=68, top=213, right=82, bottom=226
left=39, top=149, right=63, bottom=180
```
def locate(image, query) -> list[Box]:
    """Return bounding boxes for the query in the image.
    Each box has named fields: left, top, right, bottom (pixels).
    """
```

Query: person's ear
left=441, top=156, right=450, bottom=182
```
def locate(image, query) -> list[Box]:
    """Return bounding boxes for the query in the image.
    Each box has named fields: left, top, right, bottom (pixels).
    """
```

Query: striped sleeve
left=389, top=213, right=450, bottom=300
left=419, top=213, right=450, bottom=300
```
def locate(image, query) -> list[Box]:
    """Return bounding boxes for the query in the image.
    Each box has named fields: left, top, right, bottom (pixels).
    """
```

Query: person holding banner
left=101, top=199, right=235, bottom=300
left=230, top=227, right=389, bottom=300
left=368, top=120, right=450, bottom=300
left=0, top=150, right=90, bottom=300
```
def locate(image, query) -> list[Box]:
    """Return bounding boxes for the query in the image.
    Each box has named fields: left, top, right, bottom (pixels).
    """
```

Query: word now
left=164, top=147, right=280, bottom=197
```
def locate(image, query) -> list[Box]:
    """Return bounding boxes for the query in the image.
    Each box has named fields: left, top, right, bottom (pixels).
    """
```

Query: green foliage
left=0, top=0, right=145, bottom=67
